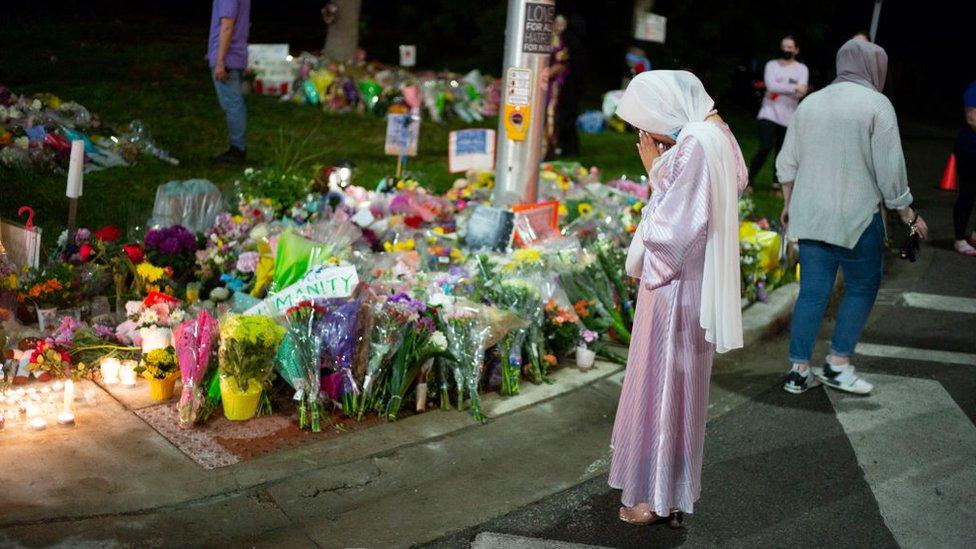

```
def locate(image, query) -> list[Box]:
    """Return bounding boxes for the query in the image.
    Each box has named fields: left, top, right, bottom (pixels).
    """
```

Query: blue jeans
left=213, top=69, right=247, bottom=150
left=789, top=212, right=884, bottom=364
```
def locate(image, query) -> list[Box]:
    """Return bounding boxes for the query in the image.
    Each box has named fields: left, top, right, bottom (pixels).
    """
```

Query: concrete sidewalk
left=0, top=285, right=799, bottom=547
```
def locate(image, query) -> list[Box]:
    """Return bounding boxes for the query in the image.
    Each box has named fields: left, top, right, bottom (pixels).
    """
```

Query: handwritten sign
left=245, top=265, right=359, bottom=317
left=522, top=2, right=555, bottom=54
left=634, top=12, right=667, bottom=43
left=1, top=219, right=42, bottom=269
left=448, top=129, right=496, bottom=173
left=399, top=44, right=417, bottom=67
left=384, top=114, right=421, bottom=157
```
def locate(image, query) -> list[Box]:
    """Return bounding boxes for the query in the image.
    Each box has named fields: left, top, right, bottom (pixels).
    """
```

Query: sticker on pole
left=449, top=129, right=496, bottom=173
left=522, top=2, right=555, bottom=54
left=245, top=265, right=359, bottom=317
left=506, top=67, right=533, bottom=107
left=384, top=114, right=420, bottom=157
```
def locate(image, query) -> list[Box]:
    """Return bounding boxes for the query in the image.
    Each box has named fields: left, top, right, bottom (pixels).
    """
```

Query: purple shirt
left=208, top=0, right=250, bottom=69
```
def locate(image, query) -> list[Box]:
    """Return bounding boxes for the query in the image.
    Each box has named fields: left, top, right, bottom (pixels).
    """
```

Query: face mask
left=781, top=50, right=796, bottom=60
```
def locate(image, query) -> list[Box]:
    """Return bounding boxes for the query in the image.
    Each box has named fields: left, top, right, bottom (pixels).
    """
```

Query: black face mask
left=781, top=50, right=796, bottom=60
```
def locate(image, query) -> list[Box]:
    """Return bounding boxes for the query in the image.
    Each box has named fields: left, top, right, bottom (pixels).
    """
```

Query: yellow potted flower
left=218, top=314, right=285, bottom=421
left=136, top=347, right=180, bottom=401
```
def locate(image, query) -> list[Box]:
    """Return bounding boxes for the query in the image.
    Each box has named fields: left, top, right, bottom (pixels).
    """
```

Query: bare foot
left=618, top=503, right=659, bottom=525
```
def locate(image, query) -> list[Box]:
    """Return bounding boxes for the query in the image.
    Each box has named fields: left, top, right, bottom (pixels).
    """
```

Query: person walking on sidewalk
left=609, top=71, right=748, bottom=526
left=208, top=0, right=251, bottom=164
left=748, top=35, right=808, bottom=189
left=777, top=39, right=929, bottom=396
left=952, top=80, right=976, bottom=256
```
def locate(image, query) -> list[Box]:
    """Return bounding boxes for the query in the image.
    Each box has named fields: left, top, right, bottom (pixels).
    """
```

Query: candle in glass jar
left=63, top=379, right=74, bottom=413
left=120, top=360, right=138, bottom=386
left=100, top=357, right=121, bottom=385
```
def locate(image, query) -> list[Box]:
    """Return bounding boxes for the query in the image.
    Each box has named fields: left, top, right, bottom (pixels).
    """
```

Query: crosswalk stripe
left=856, top=342, right=976, bottom=366
left=901, top=292, right=976, bottom=314
left=471, top=532, right=611, bottom=549
left=827, top=374, right=976, bottom=549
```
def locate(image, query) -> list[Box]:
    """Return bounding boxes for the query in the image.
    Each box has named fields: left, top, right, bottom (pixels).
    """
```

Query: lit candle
left=29, top=417, right=47, bottom=430
left=53, top=380, right=64, bottom=391
left=66, top=140, right=85, bottom=198
left=100, top=357, right=121, bottom=385
left=63, top=379, right=74, bottom=414
left=120, top=360, right=138, bottom=386
left=57, top=411, right=75, bottom=426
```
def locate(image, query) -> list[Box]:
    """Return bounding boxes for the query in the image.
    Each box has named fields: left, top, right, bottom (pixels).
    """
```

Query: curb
left=741, top=282, right=800, bottom=347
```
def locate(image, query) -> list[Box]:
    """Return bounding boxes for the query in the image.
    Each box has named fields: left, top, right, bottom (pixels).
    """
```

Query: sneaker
left=783, top=367, right=820, bottom=394
left=211, top=147, right=246, bottom=164
left=814, top=363, right=873, bottom=395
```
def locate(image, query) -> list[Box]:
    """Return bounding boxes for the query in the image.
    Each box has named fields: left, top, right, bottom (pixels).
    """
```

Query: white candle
left=57, top=411, right=75, bottom=426
left=63, top=379, right=74, bottom=414
left=120, top=360, right=138, bottom=386
left=29, top=417, right=47, bottom=430
left=66, top=140, right=85, bottom=198
left=100, top=357, right=121, bottom=385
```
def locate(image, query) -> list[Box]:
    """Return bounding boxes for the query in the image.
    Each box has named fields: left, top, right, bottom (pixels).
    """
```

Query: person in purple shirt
left=748, top=35, right=809, bottom=189
left=208, top=0, right=251, bottom=164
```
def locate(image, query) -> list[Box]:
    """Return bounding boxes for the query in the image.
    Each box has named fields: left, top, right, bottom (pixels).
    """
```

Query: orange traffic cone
left=939, top=154, right=958, bottom=191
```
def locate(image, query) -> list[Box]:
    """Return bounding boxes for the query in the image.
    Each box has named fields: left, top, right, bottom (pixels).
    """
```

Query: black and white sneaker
left=783, top=367, right=821, bottom=394
left=813, top=363, right=873, bottom=395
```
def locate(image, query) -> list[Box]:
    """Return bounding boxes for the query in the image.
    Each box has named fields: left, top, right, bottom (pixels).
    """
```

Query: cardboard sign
left=634, top=12, right=667, bottom=43
left=464, top=206, right=515, bottom=252
left=522, top=2, right=555, bottom=54
left=448, top=129, right=496, bottom=173
left=399, top=44, right=417, bottom=67
left=245, top=265, right=358, bottom=317
left=0, top=220, right=41, bottom=269
left=384, top=114, right=421, bottom=157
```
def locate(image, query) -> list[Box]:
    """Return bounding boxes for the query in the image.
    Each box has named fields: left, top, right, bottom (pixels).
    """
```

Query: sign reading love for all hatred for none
left=522, top=2, right=555, bottom=54
left=384, top=114, right=421, bottom=157
left=245, top=265, right=359, bottom=317
left=448, top=129, right=496, bottom=173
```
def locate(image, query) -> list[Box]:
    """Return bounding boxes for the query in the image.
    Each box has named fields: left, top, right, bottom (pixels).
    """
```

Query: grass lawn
left=0, top=18, right=782, bottom=245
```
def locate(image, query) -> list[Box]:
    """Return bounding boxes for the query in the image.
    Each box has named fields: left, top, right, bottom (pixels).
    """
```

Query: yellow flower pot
left=219, top=376, right=263, bottom=421
left=146, top=374, right=179, bottom=401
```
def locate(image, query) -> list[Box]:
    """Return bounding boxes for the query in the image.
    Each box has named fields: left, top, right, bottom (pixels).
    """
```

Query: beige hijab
left=834, top=39, right=888, bottom=92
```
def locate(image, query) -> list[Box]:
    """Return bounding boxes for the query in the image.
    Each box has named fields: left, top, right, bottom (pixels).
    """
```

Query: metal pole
left=869, top=0, right=883, bottom=42
left=492, top=0, right=555, bottom=208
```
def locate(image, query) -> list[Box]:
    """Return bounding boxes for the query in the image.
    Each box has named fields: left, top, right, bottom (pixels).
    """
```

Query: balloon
left=357, top=80, right=382, bottom=109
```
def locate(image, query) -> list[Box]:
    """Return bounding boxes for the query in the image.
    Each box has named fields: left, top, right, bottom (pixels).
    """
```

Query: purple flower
left=236, top=252, right=260, bottom=274
left=145, top=229, right=164, bottom=248
left=416, top=316, right=436, bottom=334
left=74, top=228, right=91, bottom=245
left=160, top=237, right=180, bottom=255
left=94, top=323, right=118, bottom=341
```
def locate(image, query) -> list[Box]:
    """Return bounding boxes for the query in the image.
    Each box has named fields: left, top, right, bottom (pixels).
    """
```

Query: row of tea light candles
left=0, top=379, right=97, bottom=431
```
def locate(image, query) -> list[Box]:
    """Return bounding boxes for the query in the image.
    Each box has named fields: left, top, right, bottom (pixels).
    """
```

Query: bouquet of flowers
left=136, top=347, right=178, bottom=379
left=543, top=298, right=582, bottom=358
left=352, top=295, right=412, bottom=419
left=18, top=263, right=77, bottom=310
left=382, top=298, right=450, bottom=420
left=237, top=166, right=313, bottom=216
left=593, top=239, right=636, bottom=325
left=173, top=310, right=219, bottom=428
left=555, top=251, right=631, bottom=345
left=144, top=225, right=199, bottom=284
left=318, top=298, right=363, bottom=416
left=195, top=212, right=259, bottom=288
left=439, top=300, right=492, bottom=422
left=495, top=279, right=543, bottom=394
left=218, top=314, right=286, bottom=418
left=68, top=321, right=140, bottom=373
left=277, top=301, right=327, bottom=431
left=28, top=339, right=80, bottom=380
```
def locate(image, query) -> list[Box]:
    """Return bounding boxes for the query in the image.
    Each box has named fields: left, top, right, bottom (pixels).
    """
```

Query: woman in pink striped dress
left=609, top=71, right=748, bottom=526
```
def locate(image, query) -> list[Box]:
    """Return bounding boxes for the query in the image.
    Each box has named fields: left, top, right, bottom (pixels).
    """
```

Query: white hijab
left=615, top=70, right=743, bottom=354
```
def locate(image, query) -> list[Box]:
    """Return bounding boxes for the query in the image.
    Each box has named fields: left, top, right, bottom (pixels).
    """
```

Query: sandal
left=619, top=504, right=659, bottom=525
left=954, top=240, right=976, bottom=257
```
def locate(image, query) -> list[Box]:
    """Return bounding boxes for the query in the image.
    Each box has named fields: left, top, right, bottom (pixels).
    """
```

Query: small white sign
left=506, top=68, right=533, bottom=107
left=384, top=114, right=421, bottom=157
left=634, top=12, right=667, bottom=43
left=399, top=45, right=417, bottom=67
left=245, top=265, right=359, bottom=317
left=448, top=129, right=496, bottom=173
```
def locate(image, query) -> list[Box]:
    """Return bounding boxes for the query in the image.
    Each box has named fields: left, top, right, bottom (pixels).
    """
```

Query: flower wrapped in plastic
left=382, top=298, right=452, bottom=420
left=277, top=301, right=327, bottom=431
left=438, top=299, right=492, bottom=422
left=351, top=294, right=413, bottom=419
left=554, top=250, right=631, bottom=345
left=173, top=310, right=219, bottom=428
left=318, top=298, right=363, bottom=416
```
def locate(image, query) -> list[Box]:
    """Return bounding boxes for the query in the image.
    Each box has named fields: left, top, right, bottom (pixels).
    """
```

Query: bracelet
left=905, top=207, right=918, bottom=227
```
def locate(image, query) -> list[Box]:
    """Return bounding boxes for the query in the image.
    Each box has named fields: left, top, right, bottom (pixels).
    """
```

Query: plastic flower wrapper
left=592, top=238, right=637, bottom=325
left=277, top=301, right=327, bottom=431
left=383, top=308, right=452, bottom=420
left=418, top=227, right=465, bottom=272
left=173, top=310, right=218, bottom=428
left=218, top=314, right=286, bottom=414
left=438, top=299, right=492, bottom=422
left=270, top=229, right=337, bottom=292
left=351, top=295, right=412, bottom=419
left=554, top=250, right=631, bottom=345
left=317, top=298, right=363, bottom=416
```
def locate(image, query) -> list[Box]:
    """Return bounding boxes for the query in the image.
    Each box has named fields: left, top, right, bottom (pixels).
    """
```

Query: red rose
left=95, top=225, right=122, bottom=243
left=79, top=243, right=94, bottom=262
left=404, top=215, right=423, bottom=229
left=123, top=244, right=144, bottom=264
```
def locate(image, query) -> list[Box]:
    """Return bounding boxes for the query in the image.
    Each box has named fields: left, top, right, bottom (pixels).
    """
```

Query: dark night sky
left=5, top=0, right=973, bottom=122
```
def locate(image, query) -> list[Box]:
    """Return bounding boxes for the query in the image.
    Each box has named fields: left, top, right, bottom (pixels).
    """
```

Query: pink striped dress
left=609, top=124, right=747, bottom=515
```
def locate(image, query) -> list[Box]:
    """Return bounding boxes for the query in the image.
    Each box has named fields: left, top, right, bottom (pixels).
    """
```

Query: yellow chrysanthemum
left=558, top=204, right=568, bottom=217
left=137, top=262, right=165, bottom=283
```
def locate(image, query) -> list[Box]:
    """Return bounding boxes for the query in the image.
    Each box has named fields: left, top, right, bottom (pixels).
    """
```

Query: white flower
left=213, top=255, right=225, bottom=266
left=244, top=168, right=255, bottom=176
left=210, top=287, right=230, bottom=301
left=250, top=224, right=269, bottom=240
left=57, top=230, right=69, bottom=248
left=430, top=331, right=448, bottom=350
left=125, top=300, right=144, bottom=316
left=170, top=309, right=186, bottom=324
left=139, top=309, right=160, bottom=326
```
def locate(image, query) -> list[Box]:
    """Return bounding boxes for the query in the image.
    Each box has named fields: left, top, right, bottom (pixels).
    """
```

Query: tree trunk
left=323, top=0, right=362, bottom=63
